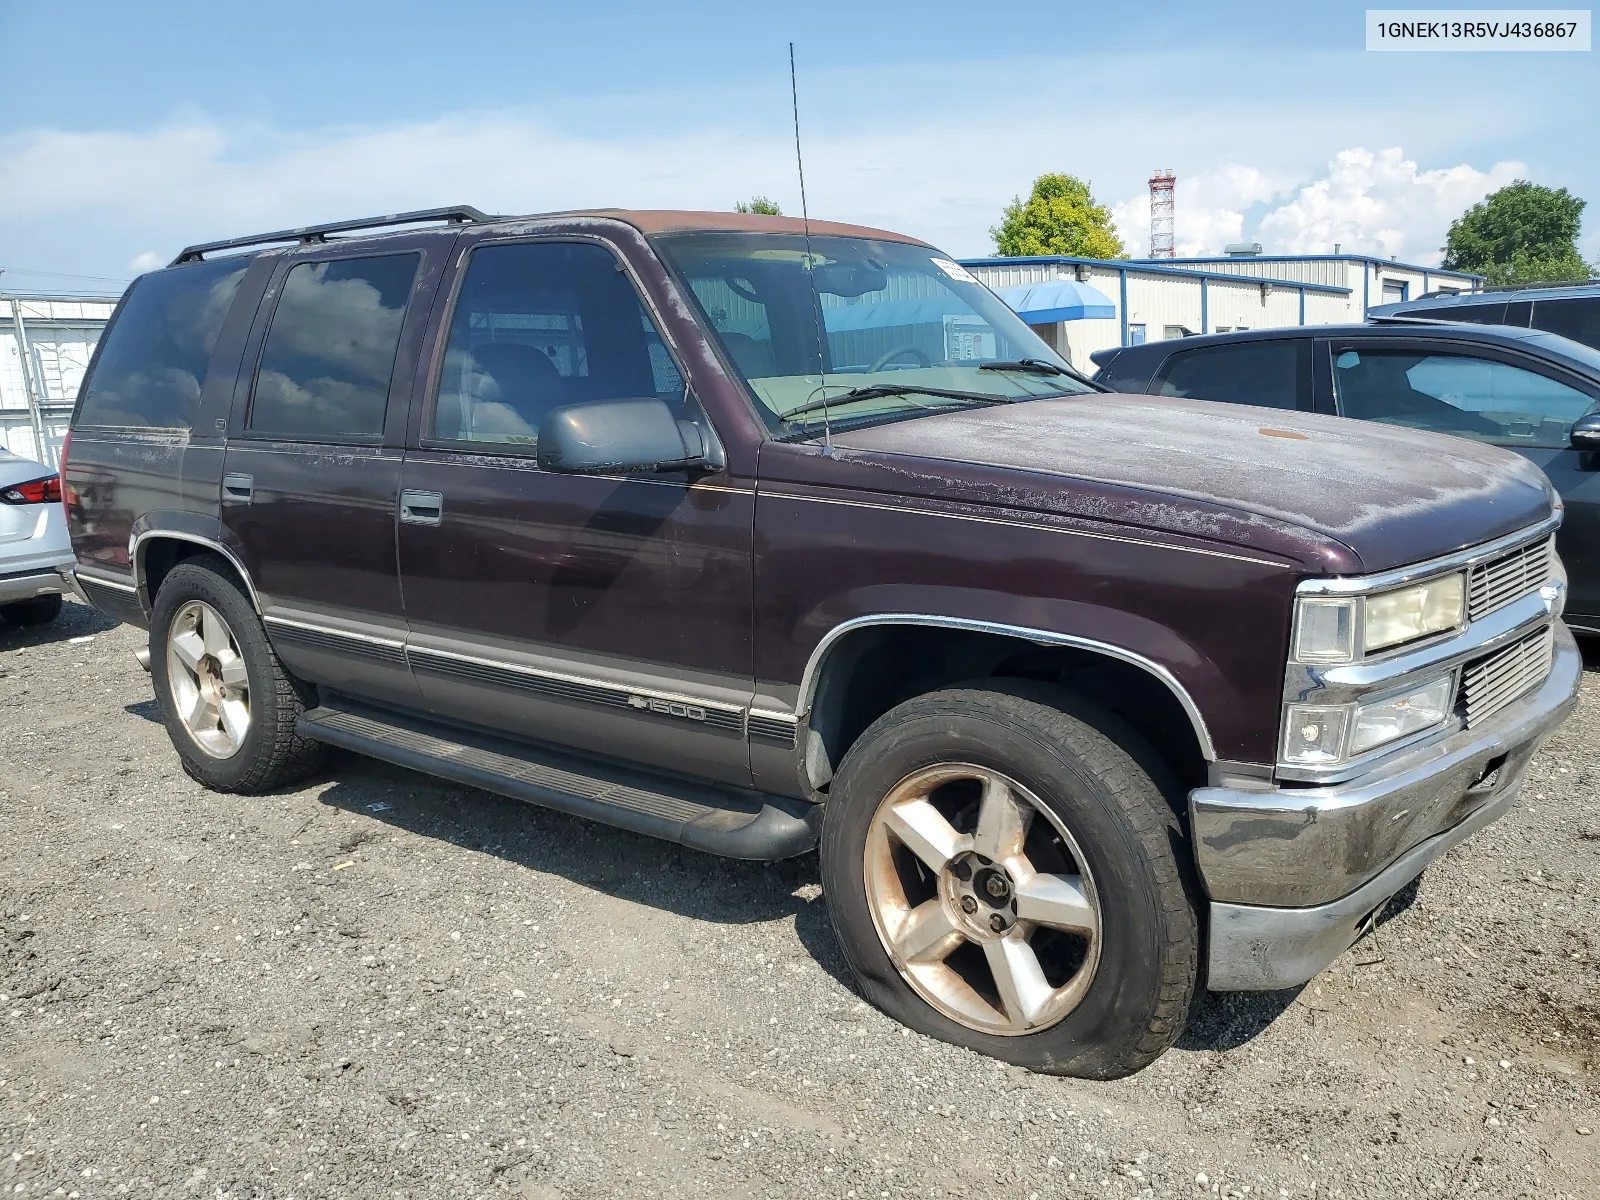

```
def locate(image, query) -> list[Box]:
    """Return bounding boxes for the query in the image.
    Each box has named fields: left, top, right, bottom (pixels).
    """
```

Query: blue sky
left=1, top=0, right=1595, bottom=292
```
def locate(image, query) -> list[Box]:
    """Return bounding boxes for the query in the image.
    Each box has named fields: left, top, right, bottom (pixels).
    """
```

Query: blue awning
left=993, top=279, right=1116, bottom=323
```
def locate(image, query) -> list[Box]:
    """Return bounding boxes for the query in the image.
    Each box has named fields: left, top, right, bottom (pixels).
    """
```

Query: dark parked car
left=65, top=207, right=1577, bottom=1079
left=1369, top=280, right=1600, bottom=353
left=1091, top=322, right=1600, bottom=634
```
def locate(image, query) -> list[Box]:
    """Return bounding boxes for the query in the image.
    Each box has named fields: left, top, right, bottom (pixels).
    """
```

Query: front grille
left=1468, top=536, right=1553, bottom=621
left=1461, top=626, right=1555, bottom=727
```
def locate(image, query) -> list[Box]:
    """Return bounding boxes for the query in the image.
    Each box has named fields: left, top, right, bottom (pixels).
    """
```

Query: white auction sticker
left=931, top=258, right=980, bottom=285
left=1367, top=9, right=1590, bottom=50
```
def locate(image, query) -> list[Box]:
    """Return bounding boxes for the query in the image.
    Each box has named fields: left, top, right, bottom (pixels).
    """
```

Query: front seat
left=469, top=342, right=570, bottom=438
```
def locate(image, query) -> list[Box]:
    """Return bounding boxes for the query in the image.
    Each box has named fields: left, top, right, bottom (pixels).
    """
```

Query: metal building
left=961, top=251, right=1484, bottom=374
left=0, top=294, right=117, bottom=467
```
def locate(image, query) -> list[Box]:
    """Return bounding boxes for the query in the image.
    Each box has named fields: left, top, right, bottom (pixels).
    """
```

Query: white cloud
left=128, top=251, right=164, bottom=273
left=1113, top=163, right=1299, bottom=257
left=1111, top=147, right=1524, bottom=263
left=1254, top=147, right=1523, bottom=264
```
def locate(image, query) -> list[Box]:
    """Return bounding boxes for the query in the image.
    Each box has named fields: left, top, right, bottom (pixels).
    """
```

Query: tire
left=819, top=684, right=1200, bottom=1079
left=149, top=556, right=326, bottom=792
left=1, top=593, right=63, bottom=626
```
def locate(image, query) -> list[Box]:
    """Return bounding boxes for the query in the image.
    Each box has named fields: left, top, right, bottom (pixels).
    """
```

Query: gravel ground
left=2, top=598, right=1596, bottom=1200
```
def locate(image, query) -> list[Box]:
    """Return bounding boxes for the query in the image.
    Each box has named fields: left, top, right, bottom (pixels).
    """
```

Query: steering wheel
left=869, top=345, right=933, bottom=372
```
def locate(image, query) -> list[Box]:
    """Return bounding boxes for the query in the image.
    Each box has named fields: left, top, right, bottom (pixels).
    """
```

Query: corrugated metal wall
left=0, top=298, right=115, bottom=465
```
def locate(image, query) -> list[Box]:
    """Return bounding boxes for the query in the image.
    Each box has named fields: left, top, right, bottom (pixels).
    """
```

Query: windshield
left=652, top=232, right=1095, bottom=435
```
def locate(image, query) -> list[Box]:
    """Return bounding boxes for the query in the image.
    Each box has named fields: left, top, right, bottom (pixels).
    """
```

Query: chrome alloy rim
left=166, top=600, right=251, bottom=759
left=863, top=763, right=1101, bottom=1036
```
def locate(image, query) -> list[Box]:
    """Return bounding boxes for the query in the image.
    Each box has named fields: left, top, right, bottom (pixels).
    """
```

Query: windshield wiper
left=980, top=358, right=1104, bottom=389
left=779, top=384, right=1014, bottom=422
left=978, top=357, right=1071, bottom=376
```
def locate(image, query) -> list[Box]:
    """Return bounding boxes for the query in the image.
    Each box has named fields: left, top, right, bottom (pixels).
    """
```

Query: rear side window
left=430, top=241, right=683, bottom=448
left=1153, top=340, right=1311, bottom=410
left=1415, top=301, right=1506, bottom=325
left=1532, top=297, right=1600, bottom=352
left=1091, top=350, right=1144, bottom=392
left=248, top=254, right=419, bottom=440
left=75, top=257, right=250, bottom=429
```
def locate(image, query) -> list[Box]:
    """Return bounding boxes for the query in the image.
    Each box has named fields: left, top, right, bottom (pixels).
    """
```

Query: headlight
left=1292, top=572, right=1466, bottom=665
left=1281, top=674, right=1455, bottom=766
left=1363, top=574, right=1465, bottom=654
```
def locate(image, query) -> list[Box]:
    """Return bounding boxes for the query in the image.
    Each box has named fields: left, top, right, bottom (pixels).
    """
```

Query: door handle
left=222, top=473, right=253, bottom=504
left=400, top=489, right=444, bottom=526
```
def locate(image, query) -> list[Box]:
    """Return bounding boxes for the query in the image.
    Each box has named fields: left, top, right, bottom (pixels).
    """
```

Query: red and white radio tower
left=1149, top=170, right=1176, bottom=258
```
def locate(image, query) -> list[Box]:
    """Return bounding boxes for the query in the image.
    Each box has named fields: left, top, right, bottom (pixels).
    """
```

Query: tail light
left=1, top=475, right=62, bottom=505
left=59, top=430, right=73, bottom=522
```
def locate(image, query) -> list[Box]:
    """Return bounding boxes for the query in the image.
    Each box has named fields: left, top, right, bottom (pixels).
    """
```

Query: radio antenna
left=789, top=41, right=832, bottom=454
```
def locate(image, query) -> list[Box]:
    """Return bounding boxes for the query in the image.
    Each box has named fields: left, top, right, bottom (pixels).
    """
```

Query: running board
left=296, top=700, right=819, bottom=861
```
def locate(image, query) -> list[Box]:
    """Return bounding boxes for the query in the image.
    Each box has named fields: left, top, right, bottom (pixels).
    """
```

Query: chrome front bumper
left=1197, top=620, right=1580, bottom=991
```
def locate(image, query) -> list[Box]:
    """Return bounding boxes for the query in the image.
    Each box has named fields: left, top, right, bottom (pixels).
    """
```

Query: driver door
left=396, top=235, right=756, bottom=785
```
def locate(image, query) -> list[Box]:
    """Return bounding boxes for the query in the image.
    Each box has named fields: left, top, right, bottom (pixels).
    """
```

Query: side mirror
left=536, top=398, right=711, bottom=476
left=1571, top=412, right=1600, bottom=452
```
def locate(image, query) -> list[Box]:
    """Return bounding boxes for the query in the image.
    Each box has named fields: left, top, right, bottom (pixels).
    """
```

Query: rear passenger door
left=396, top=235, right=755, bottom=786
left=221, top=234, right=450, bottom=705
left=1149, top=338, right=1315, bottom=411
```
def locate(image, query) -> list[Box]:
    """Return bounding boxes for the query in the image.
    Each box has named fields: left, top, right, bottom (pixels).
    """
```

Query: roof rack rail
left=171, top=205, right=496, bottom=266
left=1479, top=277, right=1600, bottom=294
left=1366, top=313, right=1457, bottom=325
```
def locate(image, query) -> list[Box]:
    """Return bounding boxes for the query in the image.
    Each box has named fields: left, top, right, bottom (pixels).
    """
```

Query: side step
left=296, top=700, right=819, bottom=861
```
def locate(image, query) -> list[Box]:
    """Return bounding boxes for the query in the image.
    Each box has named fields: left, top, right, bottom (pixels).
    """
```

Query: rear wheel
left=150, top=558, right=326, bottom=792
left=819, top=685, right=1199, bottom=1079
left=1, top=593, right=63, bottom=626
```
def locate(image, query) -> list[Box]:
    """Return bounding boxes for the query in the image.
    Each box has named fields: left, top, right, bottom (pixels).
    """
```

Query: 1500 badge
left=627, top=695, right=707, bottom=722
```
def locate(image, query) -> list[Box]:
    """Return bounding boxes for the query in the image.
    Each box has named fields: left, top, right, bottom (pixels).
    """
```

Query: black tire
left=819, top=684, right=1200, bottom=1079
left=1, top=593, right=63, bottom=626
left=149, top=556, right=326, bottom=792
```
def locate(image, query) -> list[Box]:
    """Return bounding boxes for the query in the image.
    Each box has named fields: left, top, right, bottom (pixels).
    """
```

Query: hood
left=825, top=393, right=1556, bottom=573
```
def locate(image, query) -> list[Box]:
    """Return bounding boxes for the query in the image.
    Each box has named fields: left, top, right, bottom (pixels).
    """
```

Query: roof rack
left=1479, top=277, right=1600, bottom=294
left=171, top=205, right=496, bottom=265
left=1366, top=313, right=1458, bottom=325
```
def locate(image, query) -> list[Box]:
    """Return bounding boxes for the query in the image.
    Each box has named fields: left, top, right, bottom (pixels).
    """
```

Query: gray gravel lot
left=2, top=598, right=1596, bottom=1200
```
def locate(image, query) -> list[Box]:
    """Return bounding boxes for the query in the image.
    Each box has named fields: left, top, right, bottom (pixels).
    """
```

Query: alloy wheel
left=166, top=599, right=251, bottom=759
left=863, top=763, right=1101, bottom=1035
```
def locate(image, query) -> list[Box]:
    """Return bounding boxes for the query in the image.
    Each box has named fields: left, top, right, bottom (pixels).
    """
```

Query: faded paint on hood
left=829, top=392, right=1556, bottom=573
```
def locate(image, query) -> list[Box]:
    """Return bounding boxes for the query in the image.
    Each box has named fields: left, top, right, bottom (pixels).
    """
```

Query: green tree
left=735, top=196, right=782, bottom=215
left=992, top=173, right=1126, bottom=259
left=1443, top=180, right=1594, bottom=285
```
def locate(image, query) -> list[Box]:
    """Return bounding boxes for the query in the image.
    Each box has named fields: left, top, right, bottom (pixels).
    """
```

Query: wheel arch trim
left=129, top=529, right=263, bottom=615
left=796, top=613, right=1218, bottom=762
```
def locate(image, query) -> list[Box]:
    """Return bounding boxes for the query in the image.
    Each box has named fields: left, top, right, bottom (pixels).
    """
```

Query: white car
left=0, top=448, right=75, bottom=626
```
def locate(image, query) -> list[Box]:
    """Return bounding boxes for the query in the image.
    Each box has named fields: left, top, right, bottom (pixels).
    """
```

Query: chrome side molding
left=795, top=613, right=1217, bottom=761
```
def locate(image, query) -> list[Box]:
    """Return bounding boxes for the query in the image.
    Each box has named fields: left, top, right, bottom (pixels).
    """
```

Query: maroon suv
left=63, top=206, right=1578, bottom=1079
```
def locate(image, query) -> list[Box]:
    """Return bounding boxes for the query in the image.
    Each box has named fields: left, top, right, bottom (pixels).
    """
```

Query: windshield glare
left=652, top=232, right=1092, bottom=432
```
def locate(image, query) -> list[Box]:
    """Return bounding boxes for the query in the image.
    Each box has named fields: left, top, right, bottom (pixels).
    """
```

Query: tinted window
left=249, top=254, right=418, bottom=439
left=1419, top=301, right=1505, bottom=325
left=1333, top=348, right=1594, bottom=447
left=432, top=242, right=683, bottom=447
left=1154, top=340, right=1309, bottom=410
left=75, top=257, right=250, bottom=429
left=1532, top=297, right=1600, bottom=352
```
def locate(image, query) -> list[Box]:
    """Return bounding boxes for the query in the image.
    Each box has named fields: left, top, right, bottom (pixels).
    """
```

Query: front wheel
left=819, top=685, right=1199, bottom=1079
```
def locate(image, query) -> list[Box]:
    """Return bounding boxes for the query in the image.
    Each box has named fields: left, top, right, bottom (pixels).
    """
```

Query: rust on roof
left=559, top=209, right=932, bottom=245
